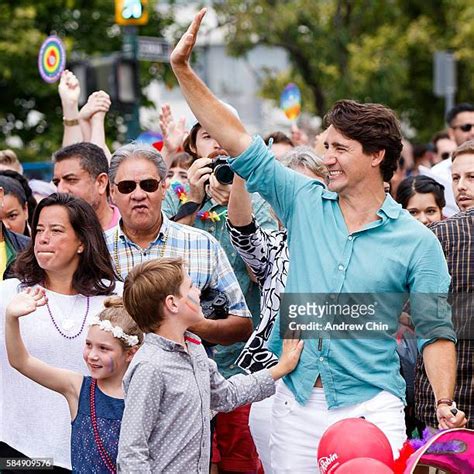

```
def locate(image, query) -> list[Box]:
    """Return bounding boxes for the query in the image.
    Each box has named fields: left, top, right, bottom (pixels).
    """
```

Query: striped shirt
left=104, top=214, right=251, bottom=318
left=415, top=208, right=474, bottom=428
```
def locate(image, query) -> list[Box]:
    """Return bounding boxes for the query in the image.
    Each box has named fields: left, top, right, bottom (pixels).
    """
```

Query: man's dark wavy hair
left=13, top=193, right=117, bottom=296
left=324, top=99, right=403, bottom=182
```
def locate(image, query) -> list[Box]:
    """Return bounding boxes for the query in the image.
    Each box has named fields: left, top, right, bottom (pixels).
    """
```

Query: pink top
left=105, top=205, right=121, bottom=231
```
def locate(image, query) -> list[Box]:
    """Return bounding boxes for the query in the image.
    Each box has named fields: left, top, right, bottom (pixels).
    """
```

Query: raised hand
left=58, top=70, right=80, bottom=107
left=6, top=288, right=47, bottom=319
left=79, top=91, right=111, bottom=122
left=170, top=8, right=207, bottom=70
left=159, top=104, right=187, bottom=153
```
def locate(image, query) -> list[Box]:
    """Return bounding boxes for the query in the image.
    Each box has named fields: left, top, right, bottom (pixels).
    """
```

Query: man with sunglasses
left=105, top=142, right=253, bottom=347
left=431, top=130, right=456, bottom=165
left=422, top=103, right=474, bottom=217
left=447, top=103, right=474, bottom=146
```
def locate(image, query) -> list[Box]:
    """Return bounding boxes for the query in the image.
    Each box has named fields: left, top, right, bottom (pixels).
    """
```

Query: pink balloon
left=336, top=457, right=394, bottom=473
left=317, top=418, right=394, bottom=473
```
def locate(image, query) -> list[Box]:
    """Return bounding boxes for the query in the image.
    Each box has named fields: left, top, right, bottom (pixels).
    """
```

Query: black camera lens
left=214, top=162, right=234, bottom=185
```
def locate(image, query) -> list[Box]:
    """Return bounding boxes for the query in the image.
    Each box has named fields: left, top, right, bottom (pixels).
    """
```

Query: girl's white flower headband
left=89, top=317, right=140, bottom=347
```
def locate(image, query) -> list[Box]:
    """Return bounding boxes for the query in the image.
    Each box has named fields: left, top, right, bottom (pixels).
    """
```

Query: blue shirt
left=230, top=136, right=456, bottom=408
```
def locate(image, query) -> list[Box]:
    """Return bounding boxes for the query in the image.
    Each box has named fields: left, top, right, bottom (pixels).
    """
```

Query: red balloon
left=317, top=418, right=394, bottom=473
left=335, top=457, right=394, bottom=473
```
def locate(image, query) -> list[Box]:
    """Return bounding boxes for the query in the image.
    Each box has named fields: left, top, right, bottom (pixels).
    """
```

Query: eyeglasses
left=452, top=123, right=474, bottom=132
left=114, top=179, right=161, bottom=194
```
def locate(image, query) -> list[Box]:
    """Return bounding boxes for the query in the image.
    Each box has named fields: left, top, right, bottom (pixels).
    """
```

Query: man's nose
left=57, top=181, right=69, bottom=193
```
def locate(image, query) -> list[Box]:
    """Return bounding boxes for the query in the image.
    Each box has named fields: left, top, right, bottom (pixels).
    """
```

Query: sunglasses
left=453, top=123, right=474, bottom=132
left=114, top=179, right=161, bottom=194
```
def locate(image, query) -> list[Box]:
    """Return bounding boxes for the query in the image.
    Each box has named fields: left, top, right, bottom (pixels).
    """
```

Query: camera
left=208, top=153, right=234, bottom=185
left=200, top=288, right=229, bottom=320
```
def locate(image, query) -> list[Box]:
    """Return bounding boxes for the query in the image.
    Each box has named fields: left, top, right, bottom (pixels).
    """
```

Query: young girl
left=395, top=175, right=446, bottom=226
left=5, top=290, right=143, bottom=473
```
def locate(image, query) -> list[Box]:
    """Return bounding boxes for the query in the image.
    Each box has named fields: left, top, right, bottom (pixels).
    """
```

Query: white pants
left=249, top=396, right=275, bottom=474
left=269, top=383, right=406, bottom=474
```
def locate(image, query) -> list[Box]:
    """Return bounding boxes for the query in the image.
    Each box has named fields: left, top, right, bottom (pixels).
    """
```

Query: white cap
left=191, top=100, right=240, bottom=128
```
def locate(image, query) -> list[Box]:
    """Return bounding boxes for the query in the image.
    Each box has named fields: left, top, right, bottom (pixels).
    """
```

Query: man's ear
left=371, top=149, right=386, bottom=168
left=96, top=172, right=109, bottom=196
left=160, top=179, right=168, bottom=199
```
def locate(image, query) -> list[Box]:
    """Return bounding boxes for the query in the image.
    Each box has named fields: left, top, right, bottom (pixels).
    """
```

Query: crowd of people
left=0, top=8, right=472, bottom=474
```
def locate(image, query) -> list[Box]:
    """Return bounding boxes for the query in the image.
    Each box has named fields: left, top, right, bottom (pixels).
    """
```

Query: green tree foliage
left=214, top=0, right=474, bottom=141
left=0, top=0, right=174, bottom=161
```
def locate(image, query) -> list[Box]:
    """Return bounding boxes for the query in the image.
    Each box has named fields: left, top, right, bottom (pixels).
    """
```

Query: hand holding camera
left=186, top=150, right=234, bottom=206
left=186, top=157, right=213, bottom=203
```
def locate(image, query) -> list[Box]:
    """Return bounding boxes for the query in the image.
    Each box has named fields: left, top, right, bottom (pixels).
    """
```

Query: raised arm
left=5, top=288, right=82, bottom=415
left=170, top=9, right=251, bottom=157
left=59, top=70, right=83, bottom=147
left=227, top=175, right=253, bottom=227
left=80, top=91, right=112, bottom=162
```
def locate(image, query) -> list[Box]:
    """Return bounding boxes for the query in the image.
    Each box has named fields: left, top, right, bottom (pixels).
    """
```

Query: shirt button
left=338, top=264, right=344, bottom=271
left=348, top=235, right=353, bottom=241
left=319, top=357, right=324, bottom=362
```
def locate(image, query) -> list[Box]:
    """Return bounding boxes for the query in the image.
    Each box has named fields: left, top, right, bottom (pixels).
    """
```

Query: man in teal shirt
left=170, top=9, right=467, bottom=473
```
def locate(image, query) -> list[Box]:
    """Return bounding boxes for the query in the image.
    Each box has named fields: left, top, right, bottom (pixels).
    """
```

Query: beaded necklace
left=170, top=181, right=227, bottom=222
left=46, top=294, right=90, bottom=340
left=113, top=227, right=169, bottom=278
left=90, top=379, right=117, bottom=474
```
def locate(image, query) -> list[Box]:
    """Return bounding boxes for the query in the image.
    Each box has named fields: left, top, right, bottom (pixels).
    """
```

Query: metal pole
left=445, top=88, right=455, bottom=118
left=122, top=26, right=141, bottom=142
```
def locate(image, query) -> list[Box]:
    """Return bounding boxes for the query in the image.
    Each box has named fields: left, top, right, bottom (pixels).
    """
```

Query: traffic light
left=115, top=0, right=149, bottom=26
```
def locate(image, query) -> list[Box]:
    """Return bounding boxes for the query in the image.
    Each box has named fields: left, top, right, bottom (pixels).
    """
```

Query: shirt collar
left=144, top=331, right=202, bottom=352
left=117, top=212, right=169, bottom=244
left=321, top=190, right=401, bottom=220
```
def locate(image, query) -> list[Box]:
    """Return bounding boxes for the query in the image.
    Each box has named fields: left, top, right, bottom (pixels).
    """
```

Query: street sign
left=137, top=36, right=171, bottom=62
left=433, top=51, right=457, bottom=98
left=433, top=51, right=457, bottom=115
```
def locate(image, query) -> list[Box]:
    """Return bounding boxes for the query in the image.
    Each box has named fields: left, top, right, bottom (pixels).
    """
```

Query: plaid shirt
left=104, top=214, right=251, bottom=318
left=415, top=208, right=474, bottom=428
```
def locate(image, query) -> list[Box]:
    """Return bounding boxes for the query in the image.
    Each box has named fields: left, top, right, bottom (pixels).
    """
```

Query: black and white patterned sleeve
left=227, top=218, right=274, bottom=285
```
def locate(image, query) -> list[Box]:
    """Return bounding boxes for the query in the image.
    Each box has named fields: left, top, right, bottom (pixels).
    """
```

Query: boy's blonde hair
left=98, top=296, right=144, bottom=349
left=123, top=258, right=185, bottom=333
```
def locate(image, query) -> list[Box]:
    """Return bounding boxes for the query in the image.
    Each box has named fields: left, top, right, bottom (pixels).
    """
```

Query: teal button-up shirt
left=230, top=136, right=456, bottom=408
